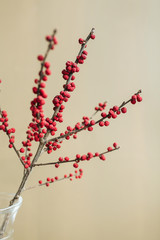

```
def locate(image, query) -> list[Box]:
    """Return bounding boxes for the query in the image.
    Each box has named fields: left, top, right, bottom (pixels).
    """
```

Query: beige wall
left=0, top=0, right=160, bottom=239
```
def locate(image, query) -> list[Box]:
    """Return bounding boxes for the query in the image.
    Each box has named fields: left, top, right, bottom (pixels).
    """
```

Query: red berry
left=100, top=154, right=106, bottom=161
left=137, top=94, right=142, bottom=102
left=101, top=112, right=107, bottom=118
left=99, top=121, right=104, bottom=127
left=79, top=38, right=84, bottom=44
left=71, top=75, right=75, bottom=80
left=40, top=82, right=46, bottom=88
left=44, top=62, right=50, bottom=68
left=131, top=95, right=137, bottom=100
left=90, top=120, right=95, bottom=125
left=107, top=147, right=112, bottom=151
left=53, top=36, right=58, bottom=45
left=39, top=180, right=42, bottom=184
left=117, top=110, right=121, bottom=115
left=90, top=34, right=95, bottom=39
left=37, top=55, right=44, bottom=61
left=73, top=163, right=79, bottom=168
left=65, top=157, right=69, bottom=162
left=59, top=157, right=63, bottom=162
left=46, top=35, right=52, bottom=41
left=9, top=138, right=14, bottom=143
left=104, top=121, right=110, bottom=126
left=24, top=164, right=29, bottom=169
left=45, top=69, right=51, bottom=76
left=20, top=148, right=25, bottom=153
left=131, top=99, right=136, bottom=104
left=42, top=75, right=48, bottom=81
left=81, top=155, right=86, bottom=160
left=88, top=126, right=93, bottom=131
left=76, top=154, right=81, bottom=159
left=46, top=183, right=49, bottom=187
left=121, top=107, right=127, bottom=113
left=32, top=87, right=37, bottom=94
left=55, top=163, right=59, bottom=168
left=112, top=114, right=117, bottom=119
left=113, top=142, right=118, bottom=148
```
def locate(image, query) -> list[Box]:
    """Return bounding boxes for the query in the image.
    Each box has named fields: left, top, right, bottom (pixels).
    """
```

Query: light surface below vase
left=0, top=193, right=22, bottom=240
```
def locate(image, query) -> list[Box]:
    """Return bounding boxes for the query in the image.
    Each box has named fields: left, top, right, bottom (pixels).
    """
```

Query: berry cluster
left=38, top=169, right=83, bottom=187
left=0, top=109, right=16, bottom=149
left=95, top=101, right=107, bottom=112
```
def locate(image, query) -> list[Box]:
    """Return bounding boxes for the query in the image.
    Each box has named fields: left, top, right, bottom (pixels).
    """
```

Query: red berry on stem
left=131, top=99, right=136, bottom=104
left=90, top=34, right=95, bottom=39
left=107, top=147, right=112, bottom=151
left=100, top=154, right=106, bottom=161
left=113, top=142, right=118, bottom=148
left=37, top=55, right=44, bottom=61
left=121, top=107, right=127, bottom=113
left=95, top=152, right=99, bottom=157
left=79, top=38, right=84, bottom=44
left=90, top=120, right=95, bottom=125
left=73, top=163, right=79, bottom=168
left=104, top=121, right=110, bottom=126
left=46, top=35, right=52, bottom=41
left=45, top=69, right=51, bottom=76
left=24, top=164, right=29, bottom=169
left=99, top=121, right=104, bottom=127
left=137, top=94, right=142, bottom=102
left=20, top=148, right=25, bottom=153
left=88, top=126, right=93, bottom=131
left=65, top=157, right=69, bottom=162
left=44, top=62, right=50, bottom=68
left=55, top=163, right=59, bottom=168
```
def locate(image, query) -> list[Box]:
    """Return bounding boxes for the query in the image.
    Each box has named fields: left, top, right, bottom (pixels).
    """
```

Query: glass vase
left=0, top=193, right=22, bottom=240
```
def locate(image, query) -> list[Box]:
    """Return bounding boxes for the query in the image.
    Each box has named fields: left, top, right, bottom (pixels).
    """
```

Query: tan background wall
left=0, top=0, right=159, bottom=239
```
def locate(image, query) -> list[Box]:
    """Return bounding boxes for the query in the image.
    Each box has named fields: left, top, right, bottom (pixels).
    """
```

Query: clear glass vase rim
left=0, top=192, right=23, bottom=213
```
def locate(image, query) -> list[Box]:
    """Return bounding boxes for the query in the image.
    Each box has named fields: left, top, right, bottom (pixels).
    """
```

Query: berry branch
left=23, top=169, right=83, bottom=191
left=0, top=27, right=143, bottom=238
left=43, top=28, right=95, bottom=141
left=33, top=144, right=120, bottom=167
left=46, top=89, right=142, bottom=144
left=0, top=108, right=24, bottom=166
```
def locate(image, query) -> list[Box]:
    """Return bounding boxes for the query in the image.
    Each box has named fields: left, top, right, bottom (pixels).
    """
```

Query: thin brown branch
left=33, top=146, right=120, bottom=167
